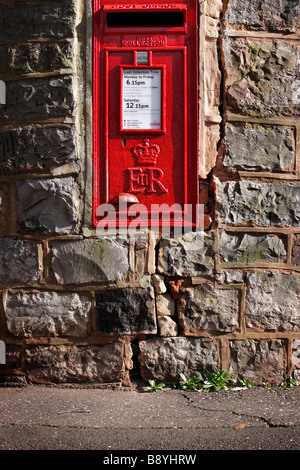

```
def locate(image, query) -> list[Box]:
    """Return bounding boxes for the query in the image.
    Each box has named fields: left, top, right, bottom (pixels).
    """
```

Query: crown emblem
left=132, top=139, right=160, bottom=166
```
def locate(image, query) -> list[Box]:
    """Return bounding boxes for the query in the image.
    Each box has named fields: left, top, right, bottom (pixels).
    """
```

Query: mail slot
left=93, top=1, right=199, bottom=229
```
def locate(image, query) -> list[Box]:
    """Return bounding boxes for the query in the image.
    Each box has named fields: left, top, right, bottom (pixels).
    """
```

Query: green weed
left=202, top=369, right=236, bottom=392
left=263, top=382, right=271, bottom=389
left=178, top=373, right=203, bottom=390
left=144, top=379, right=166, bottom=393
left=238, top=378, right=253, bottom=389
left=280, top=377, right=299, bottom=388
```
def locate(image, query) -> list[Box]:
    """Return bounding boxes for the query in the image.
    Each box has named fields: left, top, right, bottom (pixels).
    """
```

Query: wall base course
left=229, top=339, right=286, bottom=385
left=138, top=337, right=219, bottom=384
left=25, top=343, right=127, bottom=385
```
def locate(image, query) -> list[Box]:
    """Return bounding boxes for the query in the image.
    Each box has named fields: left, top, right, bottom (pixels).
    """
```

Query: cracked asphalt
left=0, top=384, right=299, bottom=451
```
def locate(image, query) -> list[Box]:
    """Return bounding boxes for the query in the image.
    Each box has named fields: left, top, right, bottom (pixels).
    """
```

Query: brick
left=223, top=123, right=295, bottom=172
left=224, top=39, right=300, bottom=117
left=8, top=42, right=73, bottom=75
left=139, top=337, right=219, bottom=384
left=5, top=291, right=91, bottom=338
left=17, top=177, right=80, bottom=234
left=52, top=238, right=129, bottom=285
left=225, top=0, right=300, bottom=33
left=229, top=339, right=285, bottom=385
left=0, top=77, right=74, bottom=121
left=219, top=232, right=287, bottom=263
left=96, top=287, right=157, bottom=336
left=216, top=181, right=300, bottom=226
left=25, top=344, right=126, bottom=384
left=0, top=126, right=76, bottom=172
left=157, top=231, right=214, bottom=277
left=0, top=1, right=76, bottom=41
left=245, top=271, right=300, bottom=331
left=0, top=238, right=42, bottom=284
left=177, top=284, right=239, bottom=334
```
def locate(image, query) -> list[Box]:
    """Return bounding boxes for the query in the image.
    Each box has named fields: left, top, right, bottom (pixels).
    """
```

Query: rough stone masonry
left=0, top=0, right=299, bottom=387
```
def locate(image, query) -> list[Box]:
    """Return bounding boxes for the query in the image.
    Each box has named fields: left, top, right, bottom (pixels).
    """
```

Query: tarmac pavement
left=0, top=383, right=299, bottom=456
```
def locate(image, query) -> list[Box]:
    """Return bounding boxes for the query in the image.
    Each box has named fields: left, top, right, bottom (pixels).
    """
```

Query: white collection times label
left=122, top=69, right=162, bottom=130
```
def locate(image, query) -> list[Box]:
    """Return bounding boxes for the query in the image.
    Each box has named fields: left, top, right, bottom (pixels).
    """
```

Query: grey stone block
left=0, top=77, right=74, bottom=121
left=217, top=181, right=300, bottom=226
left=17, top=177, right=80, bottom=234
left=224, top=39, right=300, bottom=117
left=226, top=0, right=300, bottom=33
left=229, top=339, right=285, bottom=385
left=0, top=1, right=76, bottom=41
left=219, top=232, right=287, bottom=263
left=96, top=287, right=157, bottom=336
left=8, top=42, right=73, bottom=75
left=157, top=231, right=215, bottom=276
left=139, top=337, right=219, bottom=383
left=5, top=291, right=91, bottom=338
left=0, top=126, right=76, bottom=172
left=25, top=344, right=126, bottom=384
left=245, top=271, right=300, bottom=331
left=0, top=237, right=42, bottom=284
left=52, top=238, right=129, bottom=284
left=215, top=270, right=244, bottom=284
left=177, top=284, right=239, bottom=333
left=224, top=124, right=295, bottom=171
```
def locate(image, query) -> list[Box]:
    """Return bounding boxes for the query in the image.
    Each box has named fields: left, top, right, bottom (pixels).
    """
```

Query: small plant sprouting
left=280, top=377, right=299, bottom=388
left=238, top=378, right=253, bottom=389
left=178, top=373, right=203, bottom=390
left=143, top=372, right=299, bottom=394
left=145, top=379, right=166, bottom=393
left=263, top=382, right=271, bottom=389
left=202, top=369, right=236, bottom=392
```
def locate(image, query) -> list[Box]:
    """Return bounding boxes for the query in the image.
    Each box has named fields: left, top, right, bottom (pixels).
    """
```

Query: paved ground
left=0, top=383, right=299, bottom=454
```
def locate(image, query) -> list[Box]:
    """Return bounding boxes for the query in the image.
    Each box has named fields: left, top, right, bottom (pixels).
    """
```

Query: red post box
left=93, top=1, right=198, bottom=229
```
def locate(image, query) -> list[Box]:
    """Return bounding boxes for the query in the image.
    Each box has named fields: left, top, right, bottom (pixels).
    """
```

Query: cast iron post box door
left=93, top=1, right=198, bottom=228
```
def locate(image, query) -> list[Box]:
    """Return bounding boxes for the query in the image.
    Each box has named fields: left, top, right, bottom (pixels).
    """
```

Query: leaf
left=234, top=423, right=247, bottom=430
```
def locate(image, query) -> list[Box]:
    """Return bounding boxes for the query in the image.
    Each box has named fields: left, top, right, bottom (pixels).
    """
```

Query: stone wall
left=0, top=0, right=299, bottom=387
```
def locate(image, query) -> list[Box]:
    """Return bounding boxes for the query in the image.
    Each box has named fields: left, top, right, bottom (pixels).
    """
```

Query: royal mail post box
left=93, top=0, right=198, bottom=229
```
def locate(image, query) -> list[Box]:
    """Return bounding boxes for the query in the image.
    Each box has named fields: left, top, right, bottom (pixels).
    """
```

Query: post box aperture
left=93, top=1, right=198, bottom=228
